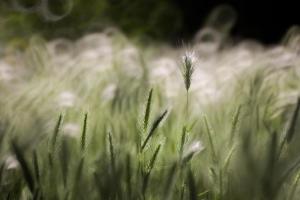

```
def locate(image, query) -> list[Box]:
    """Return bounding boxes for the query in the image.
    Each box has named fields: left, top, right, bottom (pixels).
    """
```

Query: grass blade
left=60, top=137, right=69, bottom=187
left=32, top=188, right=40, bottom=200
left=204, top=116, right=217, bottom=162
left=148, top=144, right=161, bottom=171
left=223, top=145, right=236, bottom=172
left=108, top=132, right=115, bottom=173
left=143, top=144, right=161, bottom=194
left=286, top=98, right=300, bottom=143
left=71, top=157, right=84, bottom=199
left=11, top=140, right=35, bottom=193
left=163, top=162, right=178, bottom=200
left=187, top=169, right=197, bottom=200
left=278, top=98, right=300, bottom=158
left=288, top=171, right=300, bottom=200
left=126, top=154, right=132, bottom=199
left=0, top=131, right=5, bottom=150
left=75, top=157, right=84, bottom=182
left=0, top=162, right=4, bottom=185
left=180, top=184, right=185, bottom=200
left=32, top=150, right=40, bottom=183
left=278, top=156, right=300, bottom=190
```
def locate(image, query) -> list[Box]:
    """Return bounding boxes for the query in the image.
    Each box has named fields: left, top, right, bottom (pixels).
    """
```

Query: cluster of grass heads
left=0, top=34, right=300, bottom=200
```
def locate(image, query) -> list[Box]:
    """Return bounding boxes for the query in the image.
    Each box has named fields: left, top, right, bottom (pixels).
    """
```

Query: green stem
left=186, top=90, right=189, bottom=123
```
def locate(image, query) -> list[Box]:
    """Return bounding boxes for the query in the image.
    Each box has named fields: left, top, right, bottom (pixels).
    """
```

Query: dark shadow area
left=176, top=0, right=300, bottom=44
left=0, top=0, right=299, bottom=44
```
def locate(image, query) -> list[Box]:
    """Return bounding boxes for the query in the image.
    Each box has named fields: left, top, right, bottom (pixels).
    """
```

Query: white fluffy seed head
left=184, top=140, right=205, bottom=157
left=5, top=155, right=19, bottom=170
left=62, top=123, right=80, bottom=138
left=57, top=91, right=76, bottom=108
left=181, top=51, right=196, bottom=91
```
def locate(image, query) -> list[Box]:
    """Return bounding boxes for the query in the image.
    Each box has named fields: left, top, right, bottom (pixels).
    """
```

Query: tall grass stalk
left=204, top=116, right=217, bottom=162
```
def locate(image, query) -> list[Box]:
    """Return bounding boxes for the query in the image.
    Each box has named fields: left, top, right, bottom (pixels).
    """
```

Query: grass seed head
left=181, top=51, right=196, bottom=92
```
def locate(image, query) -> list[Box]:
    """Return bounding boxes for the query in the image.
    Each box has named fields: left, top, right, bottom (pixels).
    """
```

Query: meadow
left=0, top=25, right=300, bottom=200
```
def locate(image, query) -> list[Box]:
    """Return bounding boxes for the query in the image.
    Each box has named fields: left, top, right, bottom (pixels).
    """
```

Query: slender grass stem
left=186, top=90, right=189, bottom=123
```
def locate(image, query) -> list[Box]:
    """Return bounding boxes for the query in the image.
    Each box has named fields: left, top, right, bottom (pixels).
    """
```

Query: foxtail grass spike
left=180, top=127, right=187, bottom=158
left=81, top=113, right=88, bottom=152
left=141, top=110, right=168, bottom=150
left=144, top=88, right=153, bottom=131
left=230, top=105, right=241, bottom=144
left=181, top=51, right=195, bottom=92
left=51, top=114, right=62, bottom=152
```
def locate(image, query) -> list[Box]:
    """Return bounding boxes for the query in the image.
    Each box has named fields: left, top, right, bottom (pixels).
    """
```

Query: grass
left=0, top=30, right=300, bottom=199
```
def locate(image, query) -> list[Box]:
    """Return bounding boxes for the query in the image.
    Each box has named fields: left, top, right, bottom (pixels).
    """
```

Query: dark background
left=0, top=0, right=299, bottom=45
left=176, top=0, right=300, bottom=44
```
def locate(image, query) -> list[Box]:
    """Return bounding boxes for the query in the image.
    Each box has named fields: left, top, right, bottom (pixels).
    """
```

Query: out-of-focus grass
left=0, top=0, right=182, bottom=46
left=0, top=26, right=300, bottom=199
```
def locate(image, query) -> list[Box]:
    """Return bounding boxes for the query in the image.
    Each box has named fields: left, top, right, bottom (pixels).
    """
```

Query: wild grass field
left=0, top=24, right=300, bottom=200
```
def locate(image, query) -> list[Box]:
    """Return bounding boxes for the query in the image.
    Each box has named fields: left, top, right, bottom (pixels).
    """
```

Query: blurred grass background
left=0, top=0, right=183, bottom=47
